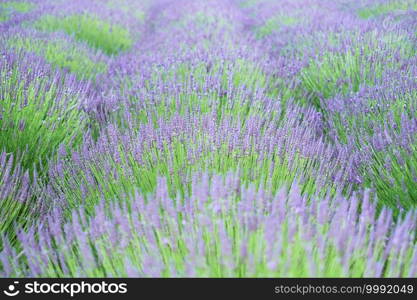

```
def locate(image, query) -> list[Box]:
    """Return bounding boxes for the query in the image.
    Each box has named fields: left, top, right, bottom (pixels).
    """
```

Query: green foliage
left=106, top=0, right=146, bottom=21
left=172, top=11, right=233, bottom=34
left=0, top=158, right=31, bottom=240
left=34, top=14, right=132, bottom=55
left=381, top=33, right=416, bottom=58
left=0, top=1, right=34, bottom=22
left=240, top=0, right=273, bottom=8
left=8, top=36, right=107, bottom=79
left=0, top=1, right=33, bottom=12
left=2, top=0, right=417, bottom=279
left=52, top=132, right=321, bottom=217
left=115, top=59, right=275, bottom=127
left=0, top=13, right=7, bottom=22
left=299, top=31, right=413, bottom=109
left=330, top=85, right=417, bottom=212
left=169, top=59, right=269, bottom=91
left=301, top=50, right=370, bottom=108
left=358, top=0, right=417, bottom=19
left=255, top=15, right=298, bottom=38
left=362, top=91, right=417, bottom=211
left=332, top=89, right=416, bottom=143
left=366, top=143, right=417, bottom=211
left=0, top=63, right=84, bottom=174
left=11, top=185, right=415, bottom=277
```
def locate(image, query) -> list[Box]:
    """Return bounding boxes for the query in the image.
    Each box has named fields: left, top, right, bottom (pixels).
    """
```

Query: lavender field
left=0, top=0, right=417, bottom=278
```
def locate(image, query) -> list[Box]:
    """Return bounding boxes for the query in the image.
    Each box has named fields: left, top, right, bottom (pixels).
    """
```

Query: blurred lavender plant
left=3, top=172, right=417, bottom=277
left=0, top=48, right=88, bottom=173
left=0, top=0, right=417, bottom=279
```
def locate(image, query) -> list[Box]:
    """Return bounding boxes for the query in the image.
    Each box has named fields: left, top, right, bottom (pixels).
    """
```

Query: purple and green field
left=1, top=0, right=417, bottom=277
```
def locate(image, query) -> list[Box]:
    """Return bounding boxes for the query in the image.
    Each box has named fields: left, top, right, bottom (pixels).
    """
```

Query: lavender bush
left=0, top=0, right=417, bottom=278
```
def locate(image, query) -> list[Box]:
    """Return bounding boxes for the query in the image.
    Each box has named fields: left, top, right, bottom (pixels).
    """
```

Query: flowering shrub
left=0, top=0, right=416, bottom=278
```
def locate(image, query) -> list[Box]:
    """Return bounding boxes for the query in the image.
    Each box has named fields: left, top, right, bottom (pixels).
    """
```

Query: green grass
left=8, top=36, right=107, bottom=80
left=0, top=61, right=85, bottom=174
left=358, top=0, right=417, bottom=19
left=34, top=14, right=132, bottom=55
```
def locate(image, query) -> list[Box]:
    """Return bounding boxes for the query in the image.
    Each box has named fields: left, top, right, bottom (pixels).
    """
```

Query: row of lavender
left=0, top=0, right=417, bottom=277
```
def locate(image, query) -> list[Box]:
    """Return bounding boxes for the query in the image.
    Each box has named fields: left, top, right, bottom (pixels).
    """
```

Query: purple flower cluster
left=3, top=172, right=417, bottom=277
left=0, top=0, right=417, bottom=277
